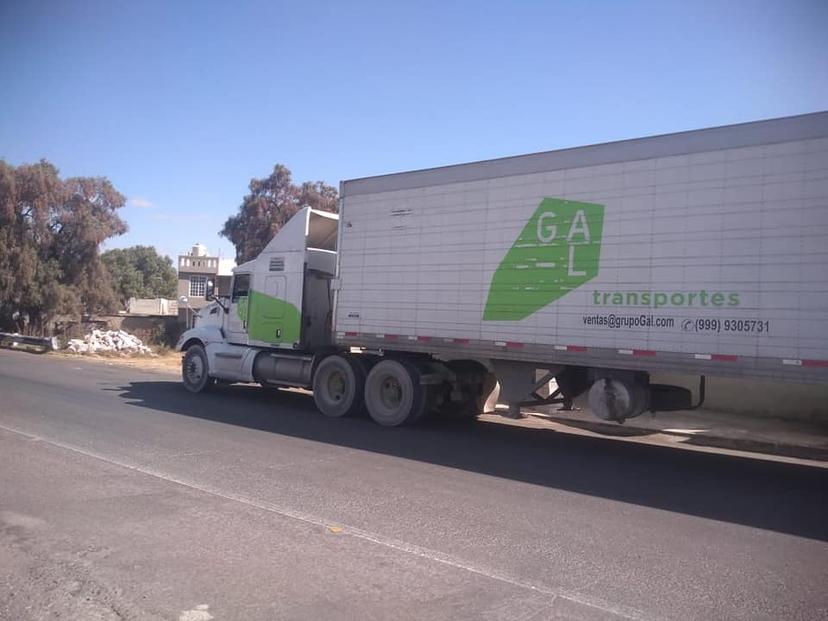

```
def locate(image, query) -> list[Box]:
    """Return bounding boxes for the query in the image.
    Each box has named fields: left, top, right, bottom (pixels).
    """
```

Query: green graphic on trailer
left=483, top=197, right=604, bottom=321
left=245, top=289, right=302, bottom=344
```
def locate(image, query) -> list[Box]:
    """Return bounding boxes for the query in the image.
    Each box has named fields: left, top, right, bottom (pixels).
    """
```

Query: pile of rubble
left=66, top=329, right=154, bottom=355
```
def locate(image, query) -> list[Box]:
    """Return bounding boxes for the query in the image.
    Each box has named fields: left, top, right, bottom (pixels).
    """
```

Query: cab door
left=227, top=273, right=250, bottom=345
left=261, top=275, right=288, bottom=344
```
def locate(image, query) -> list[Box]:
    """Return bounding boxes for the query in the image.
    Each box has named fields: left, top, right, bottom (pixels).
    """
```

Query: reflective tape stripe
left=332, top=335, right=821, bottom=373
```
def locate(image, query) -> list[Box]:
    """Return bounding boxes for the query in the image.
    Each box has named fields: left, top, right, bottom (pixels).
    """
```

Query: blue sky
left=2, top=0, right=827, bottom=263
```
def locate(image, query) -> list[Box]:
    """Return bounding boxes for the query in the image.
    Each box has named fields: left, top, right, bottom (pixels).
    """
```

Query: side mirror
left=205, top=280, right=215, bottom=301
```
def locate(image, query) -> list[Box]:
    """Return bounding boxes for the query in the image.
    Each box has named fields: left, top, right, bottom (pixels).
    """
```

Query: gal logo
left=483, top=197, right=605, bottom=321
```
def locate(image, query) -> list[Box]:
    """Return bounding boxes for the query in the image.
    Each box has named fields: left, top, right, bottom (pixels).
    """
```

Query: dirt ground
left=51, top=350, right=182, bottom=374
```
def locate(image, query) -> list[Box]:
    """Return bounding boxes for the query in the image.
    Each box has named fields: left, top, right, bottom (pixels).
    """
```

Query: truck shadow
left=116, top=380, right=828, bottom=541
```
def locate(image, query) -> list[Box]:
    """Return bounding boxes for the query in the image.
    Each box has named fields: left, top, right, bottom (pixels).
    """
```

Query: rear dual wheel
left=312, top=355, right=429, bottom=427
left=313, top=355, right=368, bottom=418
left=364, top=359, right=429, bottom=427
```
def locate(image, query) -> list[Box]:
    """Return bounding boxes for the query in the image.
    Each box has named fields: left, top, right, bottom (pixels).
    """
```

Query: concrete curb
left=533, top=412, right=828, bottom=462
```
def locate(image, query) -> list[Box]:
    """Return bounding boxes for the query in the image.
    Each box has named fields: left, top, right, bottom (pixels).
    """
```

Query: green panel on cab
left=247, top=289, right=302, bottom=345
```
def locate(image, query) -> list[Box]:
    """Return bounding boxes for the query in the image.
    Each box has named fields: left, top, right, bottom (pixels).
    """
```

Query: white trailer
left=177, top=111, right=828, bottom=425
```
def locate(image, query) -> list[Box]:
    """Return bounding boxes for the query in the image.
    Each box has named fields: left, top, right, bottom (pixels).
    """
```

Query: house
left=126, top=297, right=178, bottom=316
left=177, top=243, right=234, bottom=325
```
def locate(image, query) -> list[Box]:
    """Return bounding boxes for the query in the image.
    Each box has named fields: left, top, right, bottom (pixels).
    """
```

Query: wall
left=127, top=298, right=178, bottom=315
left=651, top=372, right=828, bottom=423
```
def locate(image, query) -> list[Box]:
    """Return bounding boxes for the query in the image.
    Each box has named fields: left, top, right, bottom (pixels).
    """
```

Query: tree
left=220, top=164, right=337, bottom=263
left=101, top=246, right=177, bottom=307
left=0, top=159, right=126, bottom=334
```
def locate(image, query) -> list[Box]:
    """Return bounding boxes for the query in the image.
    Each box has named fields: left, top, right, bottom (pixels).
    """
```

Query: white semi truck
left=177, top=111, right=828, bottom=425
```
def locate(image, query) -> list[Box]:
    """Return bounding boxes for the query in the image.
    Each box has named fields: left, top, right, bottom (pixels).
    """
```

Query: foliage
left=220, top=164, right=337, bottom=263
left=101, top=245, right=177, bottom=307
left=0, top=160, right=127, bottom=334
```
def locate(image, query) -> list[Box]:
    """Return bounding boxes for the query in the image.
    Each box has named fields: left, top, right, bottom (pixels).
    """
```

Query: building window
left=189, top=275, right=207, bottom=297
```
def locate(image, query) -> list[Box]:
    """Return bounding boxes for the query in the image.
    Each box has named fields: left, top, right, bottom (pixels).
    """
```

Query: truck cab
left=176, top=207, right=339, bottom=391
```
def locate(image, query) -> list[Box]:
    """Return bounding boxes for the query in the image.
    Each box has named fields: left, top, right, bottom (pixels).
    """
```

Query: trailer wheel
left=364, top=359, right=427, bottom=427
left=182, top=344, right=215, bottom=393
left=313, top=355, right=366, bottom=418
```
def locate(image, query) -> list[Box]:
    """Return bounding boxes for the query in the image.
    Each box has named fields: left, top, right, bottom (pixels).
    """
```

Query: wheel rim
left=186, top=355, right=204, bottom=385
left=379, top=375, right=403, bottom=410
left=326, top=370, right=346, bottom=402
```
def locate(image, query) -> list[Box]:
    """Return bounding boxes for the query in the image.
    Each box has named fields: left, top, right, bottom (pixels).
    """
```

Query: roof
left=341, top=111, right=828, bottom=197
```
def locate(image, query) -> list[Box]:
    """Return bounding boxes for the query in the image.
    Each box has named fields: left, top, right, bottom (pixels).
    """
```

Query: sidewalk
left=514, top=402, right=828, bottom=463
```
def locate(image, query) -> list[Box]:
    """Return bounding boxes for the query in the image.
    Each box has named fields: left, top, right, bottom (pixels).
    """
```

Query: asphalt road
left=0, top=350, right=826, bottom=621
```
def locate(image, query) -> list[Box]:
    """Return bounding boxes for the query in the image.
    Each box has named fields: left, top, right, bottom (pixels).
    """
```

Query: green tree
left=0, top=160, right=126, bottom=334
left=101, top=246, right=177, bottom=308
left=220, top=164, right=338, bottom=263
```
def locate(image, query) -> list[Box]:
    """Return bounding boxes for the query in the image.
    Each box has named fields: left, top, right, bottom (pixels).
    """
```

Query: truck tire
left=364, top=359, right=428, bottom=427
left=313, top=355, right=366, bottom=418
left=182, top=344, right=215, bottom=393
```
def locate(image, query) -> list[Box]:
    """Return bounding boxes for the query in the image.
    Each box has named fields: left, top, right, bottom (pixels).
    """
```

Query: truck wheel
left=182, top=344, right=215, bottom=393
left=313, top=355, right=366, bottom=418
left=364, top=359, right=427, bottom=427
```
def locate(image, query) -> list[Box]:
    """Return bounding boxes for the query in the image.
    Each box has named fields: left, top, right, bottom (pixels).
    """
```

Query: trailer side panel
left=336, top=113, right=828, bottom=382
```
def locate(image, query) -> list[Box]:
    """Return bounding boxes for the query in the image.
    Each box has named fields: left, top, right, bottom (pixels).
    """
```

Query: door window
left=232, top=274, right=251, bottom=302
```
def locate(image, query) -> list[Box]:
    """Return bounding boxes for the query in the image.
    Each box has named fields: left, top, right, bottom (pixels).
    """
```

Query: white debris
left=66, top=329, right=153, bottom=355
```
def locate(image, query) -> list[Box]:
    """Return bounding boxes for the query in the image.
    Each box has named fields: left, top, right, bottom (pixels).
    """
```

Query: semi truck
left=176, top=111, right=828, bottom=425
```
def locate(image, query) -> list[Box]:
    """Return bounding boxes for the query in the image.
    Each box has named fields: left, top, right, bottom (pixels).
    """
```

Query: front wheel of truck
left=182, top=344, right=215, bottom=393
